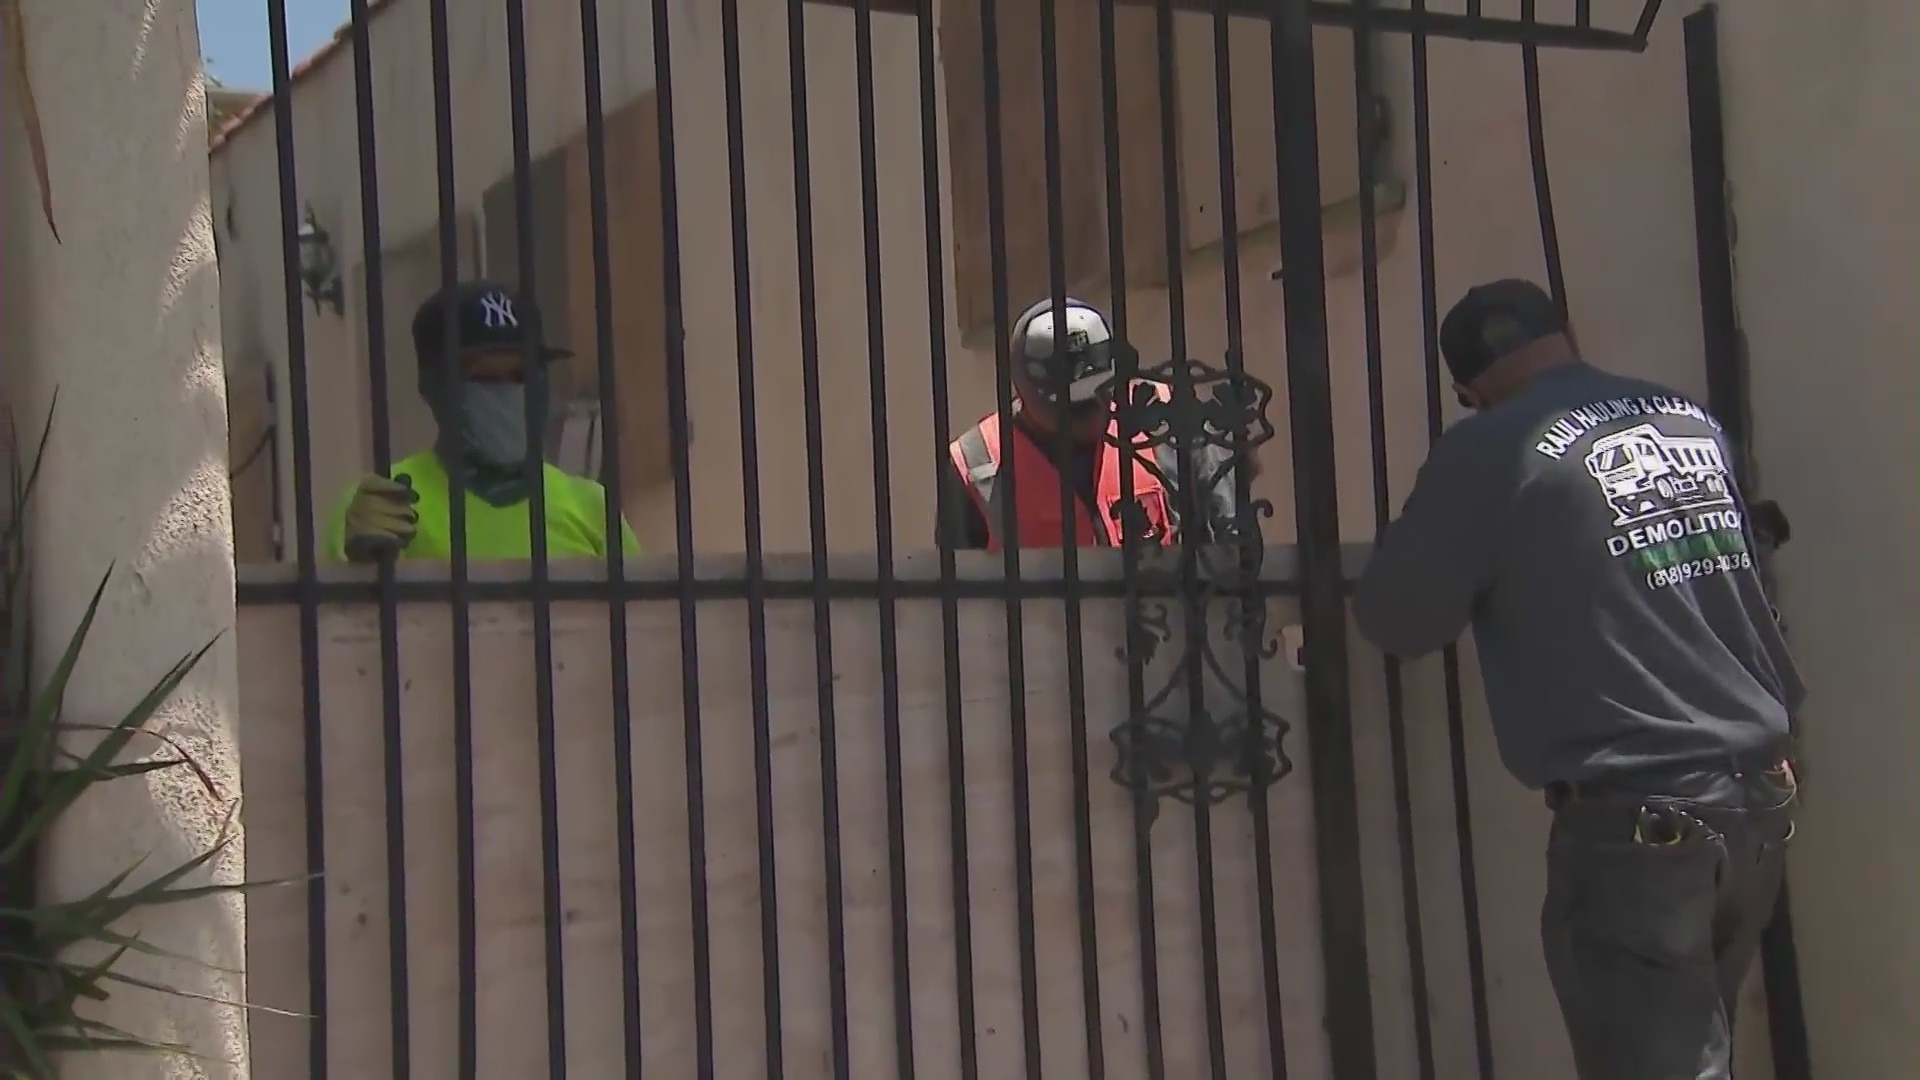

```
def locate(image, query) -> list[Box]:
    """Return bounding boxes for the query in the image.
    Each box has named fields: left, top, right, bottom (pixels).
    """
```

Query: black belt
left=1545, top=744, right=1793, bottom=809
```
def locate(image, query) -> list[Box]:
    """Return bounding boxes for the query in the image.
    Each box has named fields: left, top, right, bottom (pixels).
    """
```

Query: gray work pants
left=1541, top=763, right=1797, bottom=1080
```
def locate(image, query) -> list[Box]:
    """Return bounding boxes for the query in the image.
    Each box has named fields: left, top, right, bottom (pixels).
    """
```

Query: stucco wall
left=1716, top=0, right=1920, bottom=1074
left=2, top=0, right=245, bottom=1076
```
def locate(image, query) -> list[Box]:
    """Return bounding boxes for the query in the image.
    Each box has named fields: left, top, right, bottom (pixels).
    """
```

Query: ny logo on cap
left=479, top=292, right=519, bottom=330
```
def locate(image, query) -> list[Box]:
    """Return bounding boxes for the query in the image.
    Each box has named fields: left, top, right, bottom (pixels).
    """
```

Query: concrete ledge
left=235, top=542, right=1378, bottom=589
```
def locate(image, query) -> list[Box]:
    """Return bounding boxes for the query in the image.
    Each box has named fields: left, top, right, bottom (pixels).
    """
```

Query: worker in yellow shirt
left=324, top=280, right=640, bottom=562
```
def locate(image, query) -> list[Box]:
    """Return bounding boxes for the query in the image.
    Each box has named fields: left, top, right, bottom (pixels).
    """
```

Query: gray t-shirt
left=1354, top=362, right=1803, bottom=788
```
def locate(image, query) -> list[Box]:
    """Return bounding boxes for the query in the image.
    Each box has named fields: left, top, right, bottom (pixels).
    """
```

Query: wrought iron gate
left=225, top=0, right=1811, bottom=1076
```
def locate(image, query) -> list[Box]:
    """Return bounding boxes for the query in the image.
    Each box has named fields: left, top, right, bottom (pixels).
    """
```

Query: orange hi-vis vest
left=947, top=391, right=1180, bottom=551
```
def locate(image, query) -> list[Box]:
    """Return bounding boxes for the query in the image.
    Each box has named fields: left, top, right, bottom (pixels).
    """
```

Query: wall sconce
left=296, top=204, right=344, bottom=316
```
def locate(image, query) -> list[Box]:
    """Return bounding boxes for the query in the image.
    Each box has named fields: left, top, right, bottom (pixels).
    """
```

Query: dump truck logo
left=1583, top=423, right=1732, bottom=526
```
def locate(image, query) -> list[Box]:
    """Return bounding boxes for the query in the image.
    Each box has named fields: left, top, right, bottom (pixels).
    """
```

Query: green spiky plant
left=0, top=399, right=293, bottom=1077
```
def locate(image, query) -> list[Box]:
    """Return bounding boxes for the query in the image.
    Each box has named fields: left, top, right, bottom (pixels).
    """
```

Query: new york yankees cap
left=411, top=280, right=573, bottom=366
left=1438, top=278, right=1565, bottom=385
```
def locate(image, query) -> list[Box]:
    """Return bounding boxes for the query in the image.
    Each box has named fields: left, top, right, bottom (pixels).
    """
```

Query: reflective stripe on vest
left=946, top=388, right=1180, bottom=551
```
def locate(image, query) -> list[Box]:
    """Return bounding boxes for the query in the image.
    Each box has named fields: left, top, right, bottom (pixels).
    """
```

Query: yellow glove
left=342, top=474, right=420, bottom=563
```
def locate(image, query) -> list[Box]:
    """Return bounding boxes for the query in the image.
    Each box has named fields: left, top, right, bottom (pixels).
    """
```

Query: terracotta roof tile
left=207, top=0, right=397, bottom=154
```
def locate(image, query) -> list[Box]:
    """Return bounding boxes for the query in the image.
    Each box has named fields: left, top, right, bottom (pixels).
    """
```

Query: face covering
left=457, top=382, right=530, bottom=467
left=431, top=380, right=534, bottom=506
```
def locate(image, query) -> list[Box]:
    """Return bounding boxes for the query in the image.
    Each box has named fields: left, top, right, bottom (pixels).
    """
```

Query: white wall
left=2, top=0, right=245, bottom=1075
left=1717, top=0, right=1920, bottom=1074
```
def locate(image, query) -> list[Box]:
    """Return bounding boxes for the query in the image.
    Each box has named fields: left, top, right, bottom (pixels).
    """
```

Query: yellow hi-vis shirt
left=323, top=450, right=641, bottom=562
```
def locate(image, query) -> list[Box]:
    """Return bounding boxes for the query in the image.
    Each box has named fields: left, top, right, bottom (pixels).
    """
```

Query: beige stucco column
left=1715, top=0, right=1920, bottom=1075
left=2, top=0, right=247, bottom=1077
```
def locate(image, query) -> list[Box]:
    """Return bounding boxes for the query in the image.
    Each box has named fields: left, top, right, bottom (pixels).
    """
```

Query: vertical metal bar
left=1092, top=0, right=1167, bottom=1072
left=1206, top=6, right=1290, bottom=1074
left=499, top=2, right=570, bottom=1072
left=1031, top=0, right=1106, bottom=1071
left=344, top=1, right=412, bottom=1073
left=1520, top=0, right=1568, bottom=318
left=975, top=0, right=1044, bottom=1071
left=1516, top=17, right=1573, bottom=1074
left=716, top=0, right=786, bottom=1070
left=1350, top=3, right=1435, bottom=1076
left=847, top=0, right=921, bottom=1073
left=266, top=370, right=287, bottom=563
left=1758, top=886, right=1813, bottom=1080
left=1147, top=0, right=1229, bottom=1072
left=1681, top=3, right=1746, bottom=472
left=1407, top=4, right=1494, bottom=1075
left=423, top=0, right=481, bottom=1071
left=644, top=0, right=719, bottom=1069
left=916, top=3, right=981, bottom=1072
left=1681, top=12, right=1813, bottom=1076
left=263, top=3, right=327, bottom=1074
left=1574, top=0, right=1592, bottom=30
left=576, top=0, right=645, bottom=1067
left=1265, top=1, right=1377, bottom=1075
left=782, top=4, right=853, bottom=1075
left=1633, top=0, right=1667, bottom=47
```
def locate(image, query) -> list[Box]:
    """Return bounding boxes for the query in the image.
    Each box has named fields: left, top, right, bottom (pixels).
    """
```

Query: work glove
left=342, top=474, right=419, bottom=563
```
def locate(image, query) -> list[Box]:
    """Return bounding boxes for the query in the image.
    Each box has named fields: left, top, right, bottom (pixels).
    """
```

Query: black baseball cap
left=410, top=280, right=573, bottom=367
left=1438, top=278, right=1565, bottom=385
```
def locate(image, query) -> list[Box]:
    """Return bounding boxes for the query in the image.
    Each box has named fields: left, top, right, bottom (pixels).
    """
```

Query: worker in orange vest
left=937, top=297, right=1255, bottom=551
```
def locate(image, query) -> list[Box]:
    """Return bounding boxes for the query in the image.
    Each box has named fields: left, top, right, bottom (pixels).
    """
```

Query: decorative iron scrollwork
left=1104, top=357, right=1294, bottom=818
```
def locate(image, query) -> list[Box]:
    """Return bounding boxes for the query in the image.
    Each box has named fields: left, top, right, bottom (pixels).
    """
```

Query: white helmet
left=1011, top=297, right=1127, bottom=404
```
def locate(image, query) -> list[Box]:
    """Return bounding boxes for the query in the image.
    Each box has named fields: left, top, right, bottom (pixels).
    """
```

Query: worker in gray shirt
left=1355, top=279, right=1804, bottom=1080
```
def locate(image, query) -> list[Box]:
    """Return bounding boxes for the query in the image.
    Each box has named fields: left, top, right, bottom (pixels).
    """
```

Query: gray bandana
left=430, top=381, right=534, bottom=507
left=457, top=382, right=530, bottom=468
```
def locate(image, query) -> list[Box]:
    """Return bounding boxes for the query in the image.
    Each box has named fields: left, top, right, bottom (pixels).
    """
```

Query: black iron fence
left=222, top=0, right=1819, bottom=1077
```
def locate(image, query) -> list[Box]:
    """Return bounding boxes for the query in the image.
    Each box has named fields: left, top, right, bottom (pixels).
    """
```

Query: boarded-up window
left=940, top=0, right=1169, bottom=345
left=559, top=92, right=670, bottom=501
left=940, top=0, right=1363, bottom=342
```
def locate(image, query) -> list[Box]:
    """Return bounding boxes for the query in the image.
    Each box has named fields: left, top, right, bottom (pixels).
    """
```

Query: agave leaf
left=0, top=1002, right=54, bottom=1078
left=0, top=0, right=59, bottom=242
left=55, top=720, right=221, bottom=800
left=1, top=574, right=30, bottom=719
left=0, top=391, right=54, bottom=581
left=96, top=873, right=307, bottom=910
left=20, top=849, right=154, bottom=931
left=23, top=916, right=244, bottom=975
left=0, top=637, right=215, bottom=866
left=96, top=968, right=311, bottom=1018
left=36, top=1027, right=191, bottom=1055
left=43, top=943, right=133, bottom=1014
left=0, top=397, right=53, bottom=715
left=46, top=757, right=184, bottom=786
left=40, top=1014, right=233, bottom=1063
left=32, top=806, right=258, bottom=929
left=0, top=947, right=121, bottom=1004
left=37, top=834, right=230, bottom=928
left=0, top=567, right=111, bottom=832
